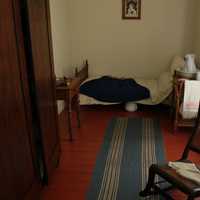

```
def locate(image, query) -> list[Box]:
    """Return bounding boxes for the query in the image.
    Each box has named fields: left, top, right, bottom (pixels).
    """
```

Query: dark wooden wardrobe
left=0, top=0, right=60, bottom=199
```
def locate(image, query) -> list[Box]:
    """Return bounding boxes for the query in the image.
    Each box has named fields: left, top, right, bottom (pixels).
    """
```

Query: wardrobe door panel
left=25, top=0, right=60, bottom=174
left=0, top=0, right=39, bottom=199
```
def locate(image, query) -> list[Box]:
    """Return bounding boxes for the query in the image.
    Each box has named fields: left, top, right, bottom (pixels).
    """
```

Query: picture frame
left=122, top=0, right=141, bottom=20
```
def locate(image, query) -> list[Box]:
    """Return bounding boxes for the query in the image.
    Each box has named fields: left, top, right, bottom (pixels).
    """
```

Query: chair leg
left=75, top=95, right=81, bottom=128
left=139, top=164, right=157, bottom=197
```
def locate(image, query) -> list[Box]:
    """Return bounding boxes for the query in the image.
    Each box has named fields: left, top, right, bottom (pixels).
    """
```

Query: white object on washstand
left=125, top=102, right=138, bottom=112
left=184, top=54, right=197, bottom=73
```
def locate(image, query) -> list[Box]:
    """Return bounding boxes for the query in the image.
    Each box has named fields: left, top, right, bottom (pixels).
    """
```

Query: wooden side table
left=172, top=71, right=196, bottom=132
left=56, top=77, right=81, bottom=141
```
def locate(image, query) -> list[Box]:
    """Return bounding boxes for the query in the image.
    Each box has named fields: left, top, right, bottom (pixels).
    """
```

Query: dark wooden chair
left=140, top=103, right=200, bottom=200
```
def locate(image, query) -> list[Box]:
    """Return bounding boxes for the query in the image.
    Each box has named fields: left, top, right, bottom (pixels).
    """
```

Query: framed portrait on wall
left=122, top=0, right=141, bottom=19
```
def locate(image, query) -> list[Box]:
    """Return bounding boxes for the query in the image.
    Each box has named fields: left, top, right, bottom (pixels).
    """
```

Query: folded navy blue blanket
left=80, top=76, right=150, bottom=102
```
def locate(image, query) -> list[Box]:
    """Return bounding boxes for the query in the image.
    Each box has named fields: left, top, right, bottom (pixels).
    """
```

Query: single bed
left=76, top=57, right=185, bottom=106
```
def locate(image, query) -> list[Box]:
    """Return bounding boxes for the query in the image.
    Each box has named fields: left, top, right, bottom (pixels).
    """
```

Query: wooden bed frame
left=75, top=60, right=89, bottom=84
left=75, top=60, right=118, bottom=105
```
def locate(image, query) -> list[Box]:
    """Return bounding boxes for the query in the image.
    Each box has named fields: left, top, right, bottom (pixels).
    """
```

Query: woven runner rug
left=87, top=117, right=165, bottom=200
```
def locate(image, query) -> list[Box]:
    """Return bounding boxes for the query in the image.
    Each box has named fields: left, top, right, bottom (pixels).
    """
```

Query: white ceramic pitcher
left=184, top=54, right=197, bottom=73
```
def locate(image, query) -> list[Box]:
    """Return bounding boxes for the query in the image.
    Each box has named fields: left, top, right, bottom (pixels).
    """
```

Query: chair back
left=182, top=102, right=200, bottom=159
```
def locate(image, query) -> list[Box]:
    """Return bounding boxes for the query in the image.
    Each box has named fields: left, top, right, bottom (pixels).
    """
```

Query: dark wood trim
left=24, top=0, right=60, bottom=180
left=12, top=0, right=42, bottom=182
left=0, top=0, right=41, bottom=198
left=12, top=1, right=43, bottom=198
left=0, top=0, right=60, bottom=198
left=18, top=0, right=50, bottom=184
left=45, top=0, right=61, bottom=146
left=44, top=0, right=61, bottom=174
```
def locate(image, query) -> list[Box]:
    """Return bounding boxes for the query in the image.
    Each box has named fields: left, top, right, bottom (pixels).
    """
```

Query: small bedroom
left=1, top=0, right=200, bottom=200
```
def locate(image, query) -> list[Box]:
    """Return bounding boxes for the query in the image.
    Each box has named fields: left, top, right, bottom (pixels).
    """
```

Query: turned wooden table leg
left=76, top=94, right=81, bottom=128
left=67, top=107, right=73, bottom=141
left=67, top=95, right=73, bottom=141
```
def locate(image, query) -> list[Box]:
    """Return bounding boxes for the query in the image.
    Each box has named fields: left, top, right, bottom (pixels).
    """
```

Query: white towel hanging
left=182, top=80, right=200, bottom=119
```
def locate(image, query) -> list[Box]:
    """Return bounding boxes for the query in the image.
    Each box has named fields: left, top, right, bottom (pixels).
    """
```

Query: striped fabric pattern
left=97, top=118, right=128, bottom=200
left=87, top=118, right=165, bottom=200
left=141, top=119, right=160, bottom=200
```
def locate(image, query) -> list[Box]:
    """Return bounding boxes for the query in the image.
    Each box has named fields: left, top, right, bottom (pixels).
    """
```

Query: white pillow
left=170, top=56, right=185, bottom=75
left=158, top=71, right=172, bottom=93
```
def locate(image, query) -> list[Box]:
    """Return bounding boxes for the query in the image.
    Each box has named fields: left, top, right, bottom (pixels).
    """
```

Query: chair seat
left=153, top=161, right=200, bottom=195
left=140, top=109, right=200, bottom=199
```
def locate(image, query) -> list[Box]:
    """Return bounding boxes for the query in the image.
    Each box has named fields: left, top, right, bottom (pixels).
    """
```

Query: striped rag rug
left=87, top=117, right=165, bottom=200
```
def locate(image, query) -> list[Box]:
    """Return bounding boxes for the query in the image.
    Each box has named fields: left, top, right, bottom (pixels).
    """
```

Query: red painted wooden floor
left=41, top=105, right=200, bottom=200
